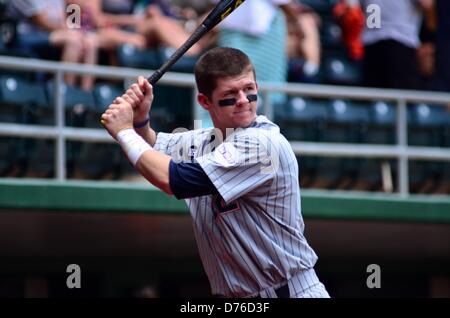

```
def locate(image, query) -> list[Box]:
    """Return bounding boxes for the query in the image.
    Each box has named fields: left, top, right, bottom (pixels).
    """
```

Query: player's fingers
left=138, top=76, right=146, bottom=91
left=115, top=96, right=130, bottom=108
left=143, top=80, right=153, bottom=99
left=108, top=102, right=123, bottom=110
left=122, top=94, right=135, bottom=106
left=101, top=113, right=111, bottom=125
left=126, top=88, right=142, bottom=105
left=144, top=79, right=152, bottom=92
left=130, top=84, right=145, bottom=101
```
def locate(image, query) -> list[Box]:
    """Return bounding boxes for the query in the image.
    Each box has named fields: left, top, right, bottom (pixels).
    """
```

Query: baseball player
left=101, top=47, right=329, bottom=298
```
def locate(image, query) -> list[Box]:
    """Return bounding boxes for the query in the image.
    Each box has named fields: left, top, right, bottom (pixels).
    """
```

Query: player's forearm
left=135, top=125, right=157, bottom=146
left=116, top=128, right=171, bottom=193
left=135, top=150, right=172, bottom=195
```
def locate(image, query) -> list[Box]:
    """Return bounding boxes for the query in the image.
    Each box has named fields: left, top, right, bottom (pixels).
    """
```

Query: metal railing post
left=54, top=71, right=66, bottom=181
left=262, top=90, right=272, bottom=120
left=396, top=99, right=409, bottom=196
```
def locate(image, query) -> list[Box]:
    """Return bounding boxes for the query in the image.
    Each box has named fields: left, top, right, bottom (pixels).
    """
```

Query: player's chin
left=233, top=111, right=255, bottom=126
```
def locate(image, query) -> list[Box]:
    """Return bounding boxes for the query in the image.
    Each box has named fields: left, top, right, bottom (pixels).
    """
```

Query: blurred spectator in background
left=416, top=1, right=438, bottom=91
left=7, top=0, right=97, bottom=90
left=286, top=1, right=322, bottom=83
left=360, top=0, right=434, bottom=90
left=211, top=0, right=303, bottom=104
left=135, top=1, right=209, bottom=56
left=70, top=0, right=146, bottom=66
left=434, top=0, right=450, bottom=92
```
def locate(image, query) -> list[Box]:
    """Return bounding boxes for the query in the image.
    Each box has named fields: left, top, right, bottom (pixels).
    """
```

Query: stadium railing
left=0, top=55, right=449, bottom=196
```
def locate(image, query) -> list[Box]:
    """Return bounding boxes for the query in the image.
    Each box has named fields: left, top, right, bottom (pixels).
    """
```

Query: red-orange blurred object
left=333, top=1, right=365, bottom=60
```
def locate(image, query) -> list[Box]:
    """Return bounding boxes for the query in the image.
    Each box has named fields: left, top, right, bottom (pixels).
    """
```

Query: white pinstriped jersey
left=154, top=115, right=318, bottom=297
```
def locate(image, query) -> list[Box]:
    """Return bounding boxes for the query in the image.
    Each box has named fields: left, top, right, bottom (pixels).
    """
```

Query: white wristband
left=117, top=129, right=152, bottom=166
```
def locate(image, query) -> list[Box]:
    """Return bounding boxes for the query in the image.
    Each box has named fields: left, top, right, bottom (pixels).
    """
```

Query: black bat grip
left=147, top=25, right=208, bottom=85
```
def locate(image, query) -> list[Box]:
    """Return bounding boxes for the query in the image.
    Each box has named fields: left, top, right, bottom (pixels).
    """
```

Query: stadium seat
left=313, top=99, right=371, bottom=189
left=275, top=97, right=329, bottom=188
left=366, top=101, right=396, bottom=145
left=300, top=0, right=337, bottom=14
left=276, top=96, right=328, bottom=141
left=93, top=82, right=124, bottom=112
left=0, top=75, right=48, bottom=176
left=117, top=44, right=161, bottom=69
left=44, top=81, right=96, bottom=127
left=158, top=47, right=199, bottom=74
left=348, top=101, right=398, bottom=192
left=408, top=103, right=448, bottom=147
left=0, top=75, right=34, bottom=122
left=20, top=81, right=97, bottom=178
left=321, top=55, right=362, bottom=86
left=320, top=20, right=342, bottom=49
left=408, top=103, right=449, bottom=193
left=63, top=82, right=125, bottom=180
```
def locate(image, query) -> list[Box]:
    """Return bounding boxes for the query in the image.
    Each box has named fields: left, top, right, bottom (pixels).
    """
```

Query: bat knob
left=101, top=119, right=106, bottom=126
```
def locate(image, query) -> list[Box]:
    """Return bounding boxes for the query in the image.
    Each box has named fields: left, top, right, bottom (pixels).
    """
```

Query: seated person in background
left=70, top=0, right=147, bottom=65
left=286, top=1, right=322, bottom=82
left=7, top=0, right=97, bottom=90
left=135, top=1, right=216, bottom=56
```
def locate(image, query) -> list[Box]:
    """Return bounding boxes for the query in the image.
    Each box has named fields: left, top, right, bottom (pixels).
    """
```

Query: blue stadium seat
left=349, top=101, right=398, bottom=192
left=408, top=103, right=448, bottom=147
left=0, top=75, right=33, bottom=122
left=320, top=20, right=342, bottom=49
left=408, top=104, right=449, bottom=193
left=117, top=44, right=161, bottom=69
left=19, top=81, right=97, bottom=178
left=300, top=0, right=337, bottom=13
left=276, top=97, right=329, bottom=188
left=276, top=96, right=328, bottom=141
left=321, top=55, right=362, bottom=86
left=366, top=101, right=396, bottom=144
left=44, top=81, right=96, bottom=127
left=0, top=75, right=48, bottom=176
left=313, top=99, right=371, bottom=189
left=158, top=47, right=199, bottom=74
left=93, top=82, right=124, bottom=112
left=50, top=82, right=122, bottom=180
left=325, top=99, right=370, bottom=142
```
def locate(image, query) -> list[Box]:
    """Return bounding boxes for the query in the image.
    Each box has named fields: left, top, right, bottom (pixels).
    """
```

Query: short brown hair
left=194, top=47, right=256, bottom=98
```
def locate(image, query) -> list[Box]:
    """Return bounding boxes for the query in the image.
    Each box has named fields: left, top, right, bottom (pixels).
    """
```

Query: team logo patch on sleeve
left=214, top=142, right=240, bottom=167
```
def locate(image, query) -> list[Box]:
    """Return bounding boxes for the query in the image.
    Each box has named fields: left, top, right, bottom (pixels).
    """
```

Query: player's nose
left=235, top=90, right=248, bottom=107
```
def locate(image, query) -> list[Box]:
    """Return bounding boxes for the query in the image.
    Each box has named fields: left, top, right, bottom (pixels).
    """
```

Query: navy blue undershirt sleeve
left=169, top=160, right=218, bottom=199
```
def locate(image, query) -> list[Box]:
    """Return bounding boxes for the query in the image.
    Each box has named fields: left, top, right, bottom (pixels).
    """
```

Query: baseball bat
left=147, top=0, right=246, bottom=85
left=101, top=0, right=245, bottom=126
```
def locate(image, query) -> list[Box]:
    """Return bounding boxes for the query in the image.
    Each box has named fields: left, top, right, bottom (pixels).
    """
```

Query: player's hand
left=117, top=76, right=154, bottom=126
left=101, top=97, right=134, bottom=140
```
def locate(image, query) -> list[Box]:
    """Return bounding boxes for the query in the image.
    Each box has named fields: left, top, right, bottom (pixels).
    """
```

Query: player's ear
left=197, top=93, right=212, bottom=110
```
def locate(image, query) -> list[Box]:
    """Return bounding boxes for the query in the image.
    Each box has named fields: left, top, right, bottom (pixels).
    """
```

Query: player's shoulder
left=232, top=115, right=282, bottom=142
left=158, top=126, right=214, bottom=141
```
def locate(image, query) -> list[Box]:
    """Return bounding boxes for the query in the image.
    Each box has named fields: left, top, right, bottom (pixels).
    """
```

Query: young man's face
left=199, top=70, right=258, bottom=133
